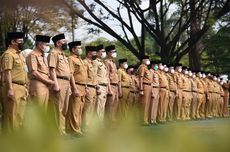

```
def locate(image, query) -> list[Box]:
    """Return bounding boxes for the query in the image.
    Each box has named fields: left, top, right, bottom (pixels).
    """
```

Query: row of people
left=0, top=32, right=229, bottom=135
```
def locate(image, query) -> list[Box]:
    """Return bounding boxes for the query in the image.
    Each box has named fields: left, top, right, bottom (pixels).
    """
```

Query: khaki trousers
left=51, top=79, right=70, bottom=135
left=96, top=85, right=107, bottom=121
left=29, top=79, right=49, bottom=110
left=1, top=83, right=27, bottom=132
left=66, top=84, right=85, bottom=134
left=158, top=88, right=169, bottom=122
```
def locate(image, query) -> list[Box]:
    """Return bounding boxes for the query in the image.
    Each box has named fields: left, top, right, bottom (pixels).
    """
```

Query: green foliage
left=202, top=27, right=230, bottom=75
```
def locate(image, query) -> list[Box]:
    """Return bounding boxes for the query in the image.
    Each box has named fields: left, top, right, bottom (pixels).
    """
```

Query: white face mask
left=220, top=81, right=224, bottom=85
left=189, top=73, right=193, bottom=77
left=124, top=64, right=128, bottom=69
left=101, top=52, right=107, bottom=58
left=159, top=65, right=164, bottom=70
left=145, top=60, right=150, bottom=65
left=178, top=68, right=182, bottom=73
left=77, top=49, right=83, bottom=55
left=43, top=46, right=50, bottom=53
left=203, top=74, right=206, bottom=78
left=170, top=69, right=175, bottom=73
left=214, top=77, right=217, bottom=81
left=164, top=67, right=169, bottom=72
left=184, top=71, right=188, bottom=75
left=193, top=75, right=196, bottom=78
left=112, top=52, right=117, bottom=58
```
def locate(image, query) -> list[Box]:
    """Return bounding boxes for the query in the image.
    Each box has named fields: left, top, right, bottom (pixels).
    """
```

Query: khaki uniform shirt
left=48, top=48, right=71, bottom=79
left=104, top=57, right=119, bottom=84
left=167, top=73, right=177, bottom=92
left=158, top=71, right=169, bottom=89
left=68, top=54, right=87, bottom=84
left=118, top=68, right=132, bottom=87
left=83, top=58, right=97, bottom=86
left=138, top=64, right=153, bottom=84
left=1, top=48, right=27, bottom=84
left=26, top=49, right=49, bottom=80
left=94, top=58, right=109, bottom=85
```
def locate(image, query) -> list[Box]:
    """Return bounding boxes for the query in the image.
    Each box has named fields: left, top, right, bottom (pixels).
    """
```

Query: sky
left=70, top=0, right=150, bottom=42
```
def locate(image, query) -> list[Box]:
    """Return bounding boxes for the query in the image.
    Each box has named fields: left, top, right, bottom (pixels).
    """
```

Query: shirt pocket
left=14, top=58, right=22, bottom=69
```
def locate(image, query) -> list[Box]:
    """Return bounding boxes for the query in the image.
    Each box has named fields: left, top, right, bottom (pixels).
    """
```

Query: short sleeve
left=26, top=54, right=38, bottom=72
left=1, top=53, right=14, bottom=70
left=48, top=52, right=57, bottom=68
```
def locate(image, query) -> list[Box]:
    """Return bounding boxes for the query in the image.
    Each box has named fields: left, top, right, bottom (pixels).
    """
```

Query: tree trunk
left=189, top=0, right=202, bottom=71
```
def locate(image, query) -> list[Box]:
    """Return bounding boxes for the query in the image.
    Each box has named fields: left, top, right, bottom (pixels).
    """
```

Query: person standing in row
left=174, top=64, right=184, bottom=120
left=138, top=55, right=152, bottom=125
left=83, top=46, right=98, bottom=129
left=26, top=35, right=55, bottom=110
left=157, top=62, right=169, bottom=123
left=104, top=45, right=120, bottom=126
left=67, top=41, right=87, bottom=136
left=48, top=33, right=71, bottom=135
left=118, top=58, right=132, bottom=119
left=150, top=61, right=159, bottom=125
left=1, top=32, right=28, bottom=132
left=167, top=65, right=177, bottom=122
left=94, top=45, right=109, bottom=122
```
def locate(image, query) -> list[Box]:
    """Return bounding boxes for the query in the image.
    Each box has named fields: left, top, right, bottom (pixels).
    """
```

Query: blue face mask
left=154, top=65, right=158, bottom=71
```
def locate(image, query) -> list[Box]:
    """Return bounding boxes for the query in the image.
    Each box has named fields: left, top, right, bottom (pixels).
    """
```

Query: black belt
left=152, top=86, right=159, bottom=88
left=75, top=82, right=86, bottom=86
left=57, top=76, right=69, bottom=81
left=87, top=84, right=96, bottom=89
left=130, top=91, right=138, bottom=94
left=99, top=83, right=108, bottom=87
left=122, top=86, right=130, bottom=88
left=183, top=90, right=191, bottom=92
left=12, top=81, right=25, bottom=86
left=110, top=83, right=118, bottom=86
left=143, top=82, right=151, bottom=86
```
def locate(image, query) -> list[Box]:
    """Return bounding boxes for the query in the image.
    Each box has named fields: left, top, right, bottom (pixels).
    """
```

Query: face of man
left=98, top=49, right=106, bottom=58
left=108, top=50, right=117, bottom=58
left=11, top=38, right=24, bottom=51
left=57, top=39, right=67, bottom=50
left=72, top=45, right=82, bottom=56
left=38, top=42, right=50, bottom=53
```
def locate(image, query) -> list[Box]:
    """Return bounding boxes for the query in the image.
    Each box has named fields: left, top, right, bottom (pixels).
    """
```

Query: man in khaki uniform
left=118, top=58, right=132, bottom=119
left=104, top=45, right=120, bottom=126
left=26, top=35, right=54, bottom=110
left=174, top=64, right=184, bottom=120
left=138, top=55, right=152, bottom=125
left=48, top=33, right=71, bottom=135
left=67, top=41, right=87, bottom=135
left=204, top=73, right=214, bottom=118
left=181, top=67, right=192, bottom=120
left=1, top=32, right=28, bottom=132
left=157, top=62, right=169, bottom=123
left=127, top=65, right=139, bottom=119
left=83, top=46, right=98, bottom=129
left=222, top=80, right=229, bottom=117
left=167, top=65, right=177, bottom=121
left=149, top=61, right=159, bottom=124
left=94, top=45, right=109, bottom=122
left=200, top=72, right=209, bottom=119
left=190, top=72, right=198, bottom=120
left=217, top=80, right=224, bottom=117
left=195, top=72, right=205, bottom=119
